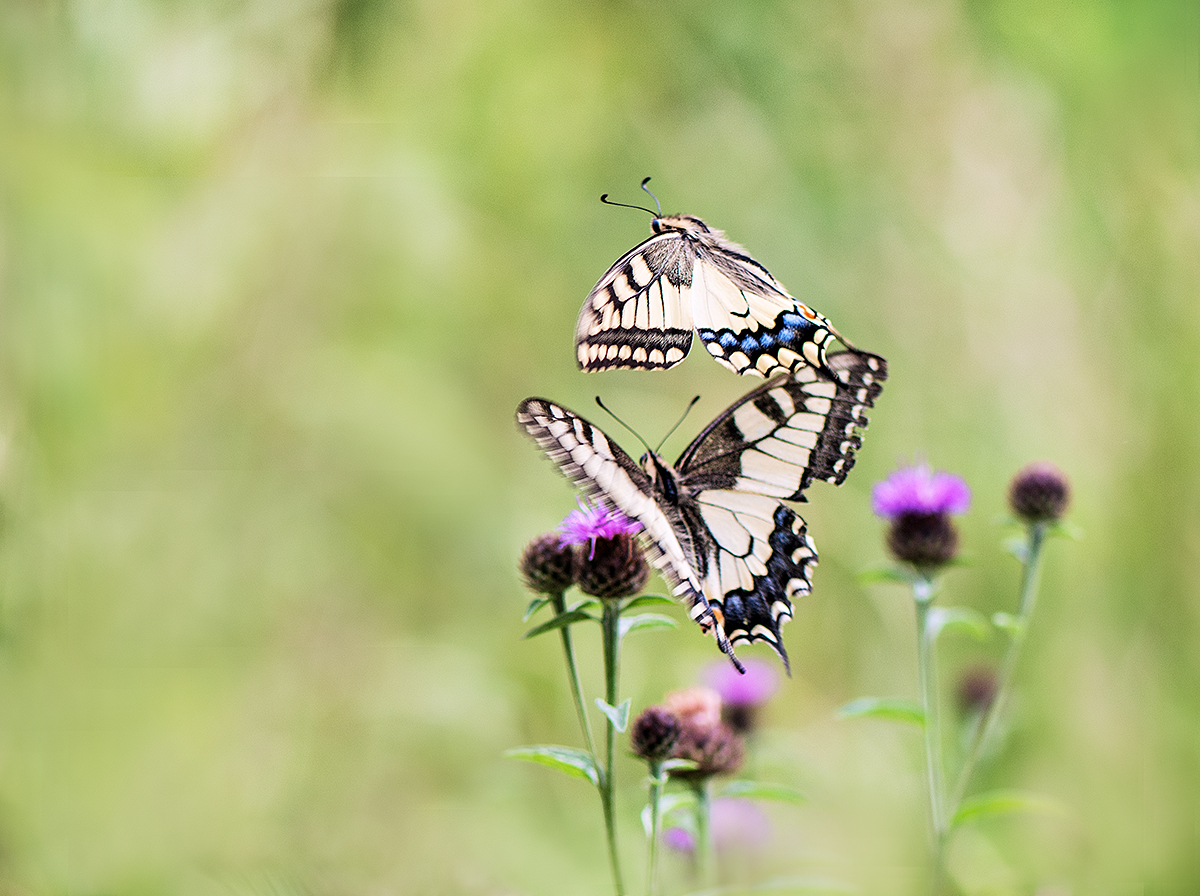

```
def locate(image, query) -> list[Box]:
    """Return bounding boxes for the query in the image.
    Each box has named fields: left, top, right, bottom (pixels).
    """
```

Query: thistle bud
left=1009, top=462, right=1070, bottom=524
left=519, top=533, right=577, bottom=594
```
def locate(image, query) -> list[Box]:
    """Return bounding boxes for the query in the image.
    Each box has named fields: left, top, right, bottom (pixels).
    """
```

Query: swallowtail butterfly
left=575, top=180, right=882, bottom=381
left=517, top=351, right=887, bottom=671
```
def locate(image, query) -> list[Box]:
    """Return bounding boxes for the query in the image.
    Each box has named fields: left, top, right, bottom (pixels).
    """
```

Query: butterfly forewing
left=575, top=232, right=695, bottom=371
left=516, top=398, right=705, bottom=601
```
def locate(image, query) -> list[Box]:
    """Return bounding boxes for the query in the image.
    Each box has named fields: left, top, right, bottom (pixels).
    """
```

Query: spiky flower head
left=519, top=533, right=577, bottom=594
left=1009, top=462, right=1070, bottom=524
left=630, top=706, right=682, bottom=761
left=558, top=501, right=649, bottom=599
left=872, top=464, right=971, bottom=519
left=663, top=687, right=723, bottom=731
left=558, top=500, right=642, bottom=553
left=667, top=720, right=745, bottom=781
left=874, top=465, right=970, bottom=570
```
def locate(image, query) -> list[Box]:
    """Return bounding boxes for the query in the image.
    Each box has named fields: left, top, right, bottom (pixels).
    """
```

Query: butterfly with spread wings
left=517, top=351, right=887, bottom=671
left=576, top=179, right=882, bottom=382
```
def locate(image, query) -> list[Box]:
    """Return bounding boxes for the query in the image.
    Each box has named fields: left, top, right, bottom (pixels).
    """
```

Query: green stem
left=692, top=779, right=714, bottom=887
left=551, top=592, right=597, bottom=761
left=646, top=760, right=665, bottom=896
left=600, top=601, right=626, bottom=896
left=913, top=576, right=947, bottom=893
left=949, top=522, right=1048, bottom=813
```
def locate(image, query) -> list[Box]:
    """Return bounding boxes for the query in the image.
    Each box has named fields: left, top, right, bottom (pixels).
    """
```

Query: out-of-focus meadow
left=2, top=0, right=1198, bottom=893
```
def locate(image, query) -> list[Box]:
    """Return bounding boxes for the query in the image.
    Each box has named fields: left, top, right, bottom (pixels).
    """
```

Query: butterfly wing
left=575, top=233, right=696, bottom=371
left=687, top=236, right=847, bottom=380
left=669, top=364, right=885, bottom=667
left=516, top=398, right=705, bottom=600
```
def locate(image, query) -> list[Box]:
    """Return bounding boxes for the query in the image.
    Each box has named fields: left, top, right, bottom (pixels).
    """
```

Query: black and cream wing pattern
left=576, top=196, right=884, bottom=382
left=517, top=351, right=886, bottom=671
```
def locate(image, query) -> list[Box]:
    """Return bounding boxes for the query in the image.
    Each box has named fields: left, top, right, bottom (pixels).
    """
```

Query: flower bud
left=886, top=512, right=959, bottom=569
left=519, top=533, right=577, bottom=594
left=668, top=721, right=745, bottom=781
left=1009, top=462, right=1070, bottom=524
left=630, top=706, right=681, bottom=761
left=575, top=533, right=649, bottom=599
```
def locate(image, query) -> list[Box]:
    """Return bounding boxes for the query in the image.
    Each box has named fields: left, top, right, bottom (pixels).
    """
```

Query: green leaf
left=952, top=789, right=1068, bottom=828
left=595, top=697, right=631, bottom=732
left=836, top=696, right=925, bottom=726
left=927, top=606, right=990, bottom=641
left=659, top=757, right=698, bottom=774
left=1048, top=520, right=1083, bottom=541
left=621, top=594, right=676, bottom=610
left=992, top=611, right=1024, bottom=637
left=719, top=780, right=806, bottom=804
left=618, top=613, right=677, bottom=640
left=857, top=566, right=916, bottom=585
left=505, top=745, right=599, bottom=786
left=523, top=608, right=595, bottom=639
left=1003, top=536, right=1030, bottom=563
left=522, top=596, right=551, bottom=622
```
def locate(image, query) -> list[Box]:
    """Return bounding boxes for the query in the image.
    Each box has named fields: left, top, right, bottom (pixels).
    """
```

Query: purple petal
left=711, top=798, right=771, bottom=852
left=872, top=465, right=971, bottom=518
left=662, top=826, right=695, bottom=853
left=703, top=659, right=778, bottom=706
left=558, top=500, right=641, bottom=546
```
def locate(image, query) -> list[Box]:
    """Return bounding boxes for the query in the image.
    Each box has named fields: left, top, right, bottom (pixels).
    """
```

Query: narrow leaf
left=992, top=611, right=1024, bottom=637
left=719, top=780, right=806, bottom=804
left=618, top=613, right=677, bottom=640
left=659, top=758, right=698, bottom=774
left=595, top=697, right=631, bottom=732
left=952, top=789, right=1068, bottom=827
left=505, top=745, right=599, bottom=786
left=621, top=594, right=676, bottom=610
left=837, top=696, right=925, bottom=726
left=523, top=608, right=595, bottom=640
left=522, top=596, right=551, bottom=622
left=928, top=606, right=990, bottom=641
left=857, top=566, right=916, bottom=586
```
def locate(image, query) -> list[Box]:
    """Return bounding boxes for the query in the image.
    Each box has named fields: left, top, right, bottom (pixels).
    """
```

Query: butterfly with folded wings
left=576, top=179, right=883, bottom=383
left=517, top=351, right=887, bottom=671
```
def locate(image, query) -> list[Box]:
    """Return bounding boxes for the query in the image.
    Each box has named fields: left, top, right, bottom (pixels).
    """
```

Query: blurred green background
left=2, top=0, right=1198, bottom=893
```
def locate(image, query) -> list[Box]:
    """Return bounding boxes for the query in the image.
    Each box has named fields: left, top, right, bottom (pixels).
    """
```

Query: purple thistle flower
left=558, top=500, right=642, bottom=555
left=872, top=464, right=971, bottom=519
left=663, top=826, right=696, bottom=853
left=710, top=797, right=771, bottom=852
left=703, top=659, right=779, bottom=707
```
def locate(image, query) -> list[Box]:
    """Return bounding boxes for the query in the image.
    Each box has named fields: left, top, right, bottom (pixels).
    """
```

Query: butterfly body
left=576, top=211, right=854, bottom=380
left=517, top=352, right=887, bottom=671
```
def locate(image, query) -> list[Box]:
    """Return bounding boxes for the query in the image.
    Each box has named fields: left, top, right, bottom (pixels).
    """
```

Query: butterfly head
left=639, top=451, right=681, bottom=505
left=651, top=214, right=712, bottom=237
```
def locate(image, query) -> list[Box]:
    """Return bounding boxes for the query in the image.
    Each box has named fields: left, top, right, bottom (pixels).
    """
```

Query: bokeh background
left=2, top=0, right=1198, bottom=893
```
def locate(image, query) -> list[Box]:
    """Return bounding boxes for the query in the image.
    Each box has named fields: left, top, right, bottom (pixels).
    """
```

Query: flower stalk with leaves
left=514, top=501, right=676, bottom=896
left=844, top=462, right=1072, bottom=894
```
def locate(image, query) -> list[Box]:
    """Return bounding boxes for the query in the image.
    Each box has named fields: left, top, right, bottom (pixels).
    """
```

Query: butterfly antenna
left=594, top=396, right=654, bottom=455
left=639, top=176, right=662, bottom=216
left=599, top=176, right=660, bottom=217
left=654, top=395, right=701, bottom=454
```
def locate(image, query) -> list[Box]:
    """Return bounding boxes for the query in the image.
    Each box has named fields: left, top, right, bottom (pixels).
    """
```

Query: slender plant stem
left=645, top=760, right=665, bottom=896
left=600, top=601, right=626, bottom=896
left=550, top=592, right=597, bottom=761
left=913, top=576, right=948, bottom=892
left=949, top=521, right=1048, bottom=812
left=692, top=779, right=714, bottom=887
